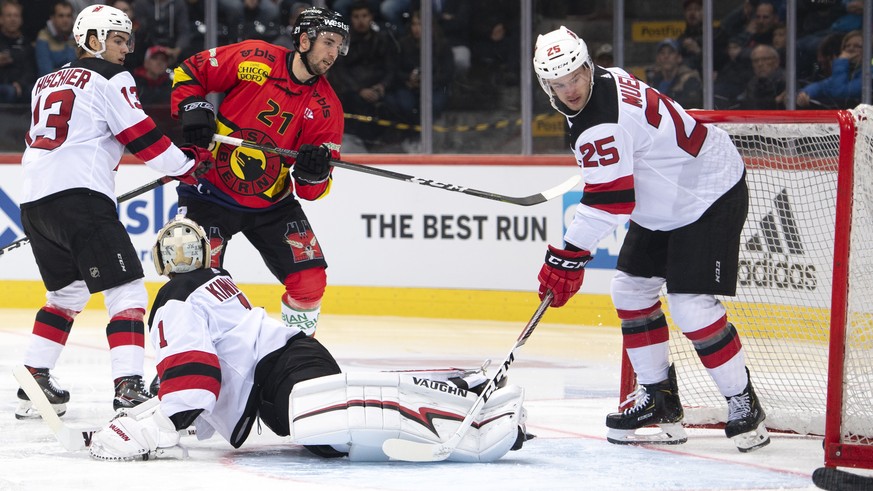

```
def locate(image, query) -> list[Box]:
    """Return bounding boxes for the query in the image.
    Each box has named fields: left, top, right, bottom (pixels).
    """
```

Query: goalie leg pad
left=288, top=372, right=526, bottom=462
left=89, top=407, right=183, bottom=461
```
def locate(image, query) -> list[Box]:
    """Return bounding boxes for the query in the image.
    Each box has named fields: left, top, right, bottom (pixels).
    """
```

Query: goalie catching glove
left=292, top=144, right=332, bottom=185
left=538, top=245, right=592, bottom=307
left=175, top=145, right=213, bottom=185
left=178, top=96, right=216, bottom=148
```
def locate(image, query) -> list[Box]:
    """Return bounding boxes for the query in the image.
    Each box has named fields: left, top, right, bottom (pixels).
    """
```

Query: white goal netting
left=655, top=105, right=873, bottom=446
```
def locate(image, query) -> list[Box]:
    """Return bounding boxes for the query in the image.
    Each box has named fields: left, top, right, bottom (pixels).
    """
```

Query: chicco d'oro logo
left=739, top=188, right=817, bottom=291
left=215, top=130, right=283, bottom=196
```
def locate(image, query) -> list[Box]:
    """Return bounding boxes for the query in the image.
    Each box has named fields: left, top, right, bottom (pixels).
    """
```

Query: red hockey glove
left=176, top=145, right=214, bottom=185
left=293, top=144, right=332, bottom=185
left=537, top=245, right=592, bottom=307
left=178, top=96, right=216, bottom=148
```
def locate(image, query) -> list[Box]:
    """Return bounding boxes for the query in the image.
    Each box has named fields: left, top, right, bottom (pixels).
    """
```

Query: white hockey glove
left=89, top=407, right=183, bottom=461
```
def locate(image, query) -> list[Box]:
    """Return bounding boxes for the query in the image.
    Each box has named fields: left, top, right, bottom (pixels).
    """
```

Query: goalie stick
left=381, top=291, right=553, bottom=462
left=0, top=176, right=174, bottom=257
left=812, top=467, right=873, bottom=491
left=212, top=134, right=581, bottom=206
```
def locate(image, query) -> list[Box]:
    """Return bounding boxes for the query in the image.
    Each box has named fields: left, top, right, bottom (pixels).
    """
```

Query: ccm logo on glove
left=538, top=245, right=592, bottom=307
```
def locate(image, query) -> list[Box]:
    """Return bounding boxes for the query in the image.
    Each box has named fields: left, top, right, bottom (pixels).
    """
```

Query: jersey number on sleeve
left=28, top=89, right=76, bottom=151
left=644, top=88, right=707, bottom=157
left=579, top=136, right=620, bottom=168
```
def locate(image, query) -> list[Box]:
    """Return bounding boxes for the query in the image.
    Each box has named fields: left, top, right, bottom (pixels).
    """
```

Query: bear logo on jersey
left=214, top=130, right=284, bottom=197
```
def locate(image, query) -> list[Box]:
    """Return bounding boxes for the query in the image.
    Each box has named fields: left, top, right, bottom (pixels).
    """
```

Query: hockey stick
left=212, top=134, right=581, bottom=206
left=812, top=467, right=873, bottom=491
left=0, top=176, right=174, bottom=257
left=381, top=291, right=553, bottom=462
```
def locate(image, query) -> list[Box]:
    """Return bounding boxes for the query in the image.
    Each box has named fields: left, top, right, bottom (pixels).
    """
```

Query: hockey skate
left=606, top=364, right=687, bottom=445
left=724, top=368, right=770, bottom=452
left=15, top=366, right=70, bottom=420
left=113, top=375, right=153, bottom=411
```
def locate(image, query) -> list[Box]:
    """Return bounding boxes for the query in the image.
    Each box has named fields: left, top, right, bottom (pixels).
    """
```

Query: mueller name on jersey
left=34, top=67, right=92, bottom=95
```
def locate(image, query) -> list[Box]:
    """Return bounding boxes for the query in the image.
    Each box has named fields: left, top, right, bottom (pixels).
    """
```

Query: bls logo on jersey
left=562, top=191, right=627, bottom=269
left=0, top=187, right=23, bottom=248
left=739, top=188, right=816, bottom=291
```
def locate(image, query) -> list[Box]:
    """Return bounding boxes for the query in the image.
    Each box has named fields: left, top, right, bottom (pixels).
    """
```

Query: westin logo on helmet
left=739, top=188, right=816, bottom=291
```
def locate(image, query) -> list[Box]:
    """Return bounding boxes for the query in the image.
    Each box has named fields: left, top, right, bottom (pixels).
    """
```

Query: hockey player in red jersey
left=169, top=7, right=347, bottom=338
left=88, top=216, right=528, bottom=462
left=16, top=4, right=212, bottom=418
left=532, top=26, right=770, bottom=452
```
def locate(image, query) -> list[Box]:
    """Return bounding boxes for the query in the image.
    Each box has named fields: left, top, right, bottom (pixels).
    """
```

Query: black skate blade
left=813, top=467, right=873, bottom=491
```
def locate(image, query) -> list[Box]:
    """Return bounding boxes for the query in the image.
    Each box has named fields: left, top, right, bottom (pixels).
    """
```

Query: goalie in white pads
left=89, top=216, right=528, bottom=462
left=531, top=26, right=769, bottom=452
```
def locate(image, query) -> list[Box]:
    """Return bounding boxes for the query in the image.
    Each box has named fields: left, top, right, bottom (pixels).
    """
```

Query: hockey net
left=618, top=105, right=873, bottom=469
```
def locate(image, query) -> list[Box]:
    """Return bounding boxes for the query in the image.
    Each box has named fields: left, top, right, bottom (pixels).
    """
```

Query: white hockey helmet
left=152, top=216, right=211, bottom=276
left=533, top=26, right=594, bottom=116
left=73, top=4, right=133, bottom=57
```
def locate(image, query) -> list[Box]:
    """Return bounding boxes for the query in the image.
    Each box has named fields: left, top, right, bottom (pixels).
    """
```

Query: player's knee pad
left=46, top=280, right=90, bottom=313
left=288, top=372, right=525, bottom=462
left=103, top=278, right=148, bottom=317
left=666, top=293, right=726, bottom=332
left=282, top=268, right=326, bottom=336
left=610, top=272, right=665, bottom=311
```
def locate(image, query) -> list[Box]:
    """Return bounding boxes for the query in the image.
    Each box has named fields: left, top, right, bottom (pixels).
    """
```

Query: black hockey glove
left=292, top=144, right=332, bottom=185
left=178, top=96, right=216, bottom=148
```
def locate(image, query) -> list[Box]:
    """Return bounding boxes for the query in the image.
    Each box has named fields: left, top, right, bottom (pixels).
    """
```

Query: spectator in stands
left=719, top=0, right=758, bottom=41
left=677, top=0, right=727, bottom=72
left=0, top=0, right=34, bottom=103
left=771, top=23, right=786, bottom=67
left=236, top=0, right=282, bottom=41
left=645, top=38, right=702, bottom=109
left=219, top=0, right=279, bottom=27
left=803, top=32, right=845, bottom=86
left=714, top=36, right=753, bottom=109
left=469, top=14, right=520, bottom=88
left=35, top=1, right=76, bottom=77
left=594, top=43, right=614, bottom=68
left=134, top=45, right=173, bottom=105
left=734, top=1, right=780, bottom=58
left=436, top=0, right=472, bottom=77
left=383, top=9, right=453, bottom=125
left=796, top=0, right=863, bottom=80
left=797, top=30, right=865, bottom=109
left=21, top=0, right=58, bottom=42
left=737, top=44, right=785, bottom=109
left=328, top=0, right=397, bottom=150
left=274, top=1, right=312, bottom=49
left=134, top=0, right=191, bottom=63
left=109, top=0, right=148, bottom=71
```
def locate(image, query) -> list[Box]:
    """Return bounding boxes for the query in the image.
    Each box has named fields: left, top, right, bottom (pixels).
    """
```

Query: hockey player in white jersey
left=16, top=4, right=212, bottom=419
left=88, top=216, right=528, bottom=462
left=532, top=26, right=769, bottom=452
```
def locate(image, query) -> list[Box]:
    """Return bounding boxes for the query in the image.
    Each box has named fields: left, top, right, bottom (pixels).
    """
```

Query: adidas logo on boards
left=738, top=188, right=817, bottom=291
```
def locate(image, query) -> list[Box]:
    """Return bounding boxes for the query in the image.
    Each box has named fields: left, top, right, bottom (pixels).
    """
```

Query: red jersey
left=171, top=40, right=344, bottom=210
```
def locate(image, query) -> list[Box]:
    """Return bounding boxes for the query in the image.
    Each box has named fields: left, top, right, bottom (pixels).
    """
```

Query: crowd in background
left=0, top=0, right=869, bottom=151
left=642, top=0, right=868, bottom=110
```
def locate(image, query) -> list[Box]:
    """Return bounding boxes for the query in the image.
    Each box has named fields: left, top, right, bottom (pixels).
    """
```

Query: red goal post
left=617, top=105, right=873, bottom=470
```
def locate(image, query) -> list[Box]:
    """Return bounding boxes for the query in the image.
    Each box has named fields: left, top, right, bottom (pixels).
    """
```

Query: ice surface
left=0, top=310, right=837, bottom=490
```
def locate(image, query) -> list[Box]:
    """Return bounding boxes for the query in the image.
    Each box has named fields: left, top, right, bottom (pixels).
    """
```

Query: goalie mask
left=73, top=4, right=134, bottom=57
left=151, top=217, right=211, bottom=276
left=533, top=26, right=594, bottom=117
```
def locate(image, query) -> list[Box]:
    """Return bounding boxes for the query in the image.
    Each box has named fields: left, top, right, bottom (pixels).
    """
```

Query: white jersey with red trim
left=148, top=268, right=299, bottom=444
left=21, top=57, right=194, bottom=204
left=563, top=66, right=745, bottom=252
